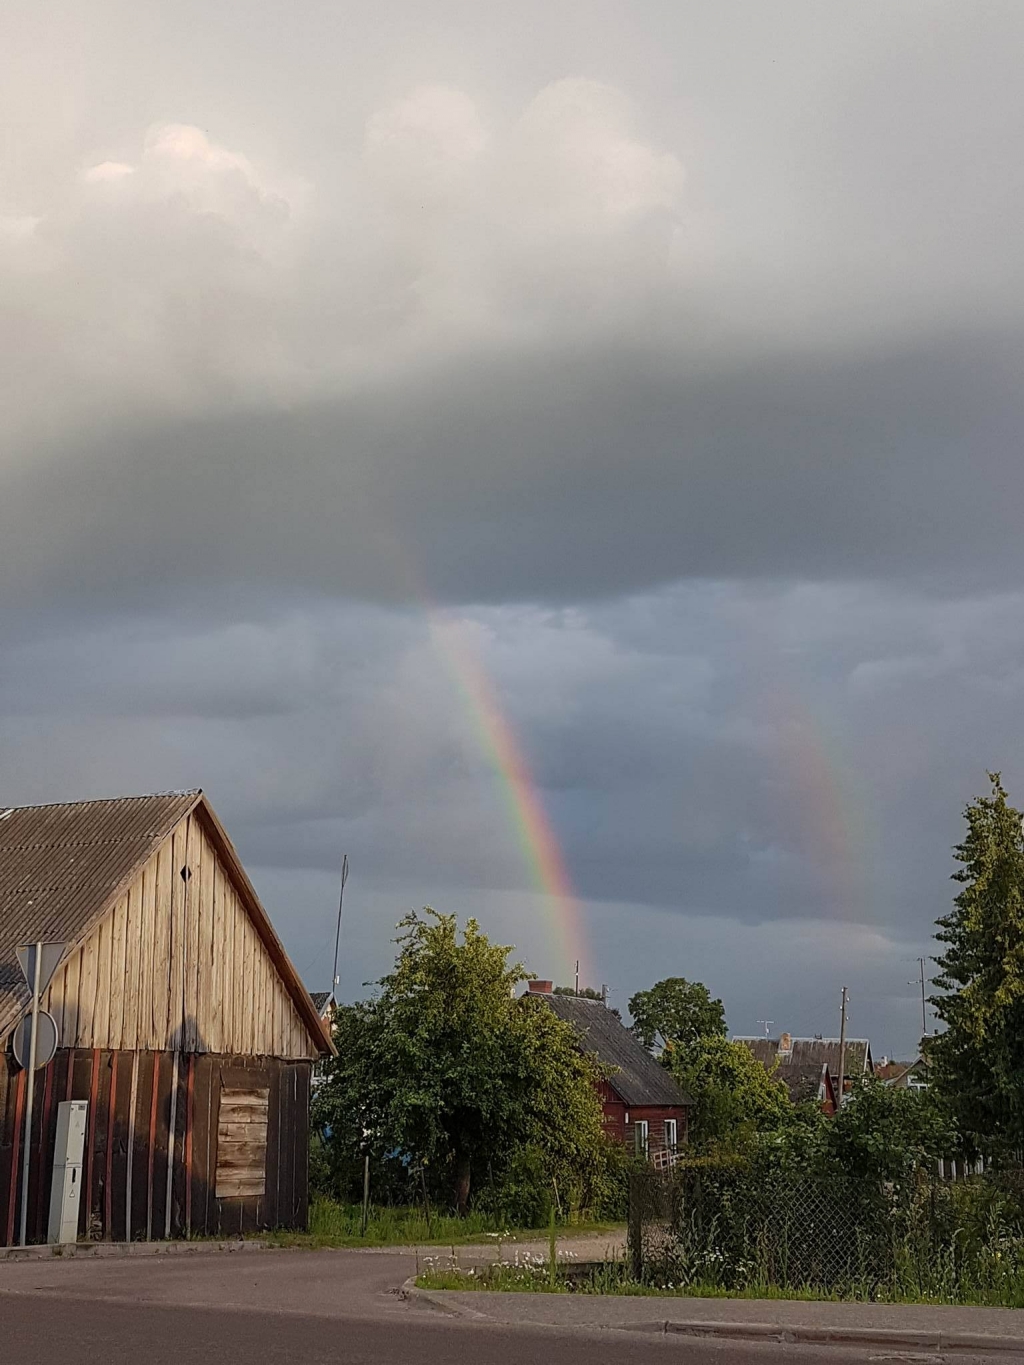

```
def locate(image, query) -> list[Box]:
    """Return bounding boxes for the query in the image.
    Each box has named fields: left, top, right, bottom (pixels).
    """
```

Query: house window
left=634, top=1120, right=649, bottom=1156
left=664, top=1118, right=678, bottom=1151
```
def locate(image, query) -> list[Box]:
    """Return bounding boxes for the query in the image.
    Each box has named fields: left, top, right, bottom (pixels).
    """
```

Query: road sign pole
left=18, top=942, right=43, bottom=1246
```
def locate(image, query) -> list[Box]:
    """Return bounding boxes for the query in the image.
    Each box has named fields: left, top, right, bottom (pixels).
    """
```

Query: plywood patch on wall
left=215, top=1087, right=269, bottom=1198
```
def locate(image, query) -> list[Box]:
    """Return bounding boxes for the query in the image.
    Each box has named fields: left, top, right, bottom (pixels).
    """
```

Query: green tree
left=665, top=1034, right=791, bottom=1149
left=818, top=1076, right=954, bottom=1181
left=310, top=1000, right=419, bottom=1205
left=629, top=977, right=727, bottom=1052
left=314, top=910, right=607, bottom=1214
left=930, top=773, right=1024, bottom=1156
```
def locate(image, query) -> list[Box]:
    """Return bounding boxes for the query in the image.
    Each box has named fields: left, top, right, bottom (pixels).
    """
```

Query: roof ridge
left=734, top=1035, right=869, bottom=1044
left=0, top=789, right=202, bottom=815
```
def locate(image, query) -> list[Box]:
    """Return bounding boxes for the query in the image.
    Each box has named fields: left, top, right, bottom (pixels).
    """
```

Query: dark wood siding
left=597, top=1078, right=687, bottom=1149
left=0, top=1050, right=310, bottom=1245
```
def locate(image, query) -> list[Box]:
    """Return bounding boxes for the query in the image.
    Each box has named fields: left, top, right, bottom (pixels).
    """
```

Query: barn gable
left=0, top=792, right=330, bottom=1059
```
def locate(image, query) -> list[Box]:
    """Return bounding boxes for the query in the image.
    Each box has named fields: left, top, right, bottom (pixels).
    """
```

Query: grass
left=417, top=1268, right=895, bottom=1301
left=415, top=1259, right=1024, bottom=1308
left=263, top=1198, right=622, bottom=1250
left=415, top=1264, right=862, bottom=1298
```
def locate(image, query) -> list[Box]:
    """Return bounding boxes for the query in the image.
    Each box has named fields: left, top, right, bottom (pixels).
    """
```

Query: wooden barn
left=0, top=790, right=334, bottom=1245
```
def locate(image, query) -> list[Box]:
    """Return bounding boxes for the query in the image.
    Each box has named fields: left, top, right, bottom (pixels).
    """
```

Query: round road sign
left=12, top=1010, right=59, bottom=1070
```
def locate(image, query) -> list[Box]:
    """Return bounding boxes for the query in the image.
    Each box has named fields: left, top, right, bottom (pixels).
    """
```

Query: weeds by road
left=416, top=1256, right=1024, bottom=1308
left=264, top=1199, right=621, bottom=1250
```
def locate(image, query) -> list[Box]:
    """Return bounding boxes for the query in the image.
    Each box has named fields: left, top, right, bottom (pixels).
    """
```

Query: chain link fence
left=628, top=1163, right=1024, bottom=1299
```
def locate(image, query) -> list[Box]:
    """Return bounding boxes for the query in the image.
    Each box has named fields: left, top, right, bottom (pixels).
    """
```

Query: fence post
left=628, top=1172, right=644, bottom=1282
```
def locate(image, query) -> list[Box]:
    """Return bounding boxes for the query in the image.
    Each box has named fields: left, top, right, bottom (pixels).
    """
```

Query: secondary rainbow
left=427, top=610, right=590, bottom=986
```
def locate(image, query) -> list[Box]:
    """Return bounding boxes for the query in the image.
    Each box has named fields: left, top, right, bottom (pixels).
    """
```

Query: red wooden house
left=530, top=985, right=690, bottom=1158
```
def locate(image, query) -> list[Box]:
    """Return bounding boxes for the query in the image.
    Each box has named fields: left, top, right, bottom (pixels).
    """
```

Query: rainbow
left=427, top=610, right=590, bottom=986
left=728, top=599, right=870, bottom=930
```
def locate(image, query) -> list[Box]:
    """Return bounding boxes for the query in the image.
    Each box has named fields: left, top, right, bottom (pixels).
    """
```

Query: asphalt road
left=0, top=1292, right=981, bottom=1365
left=0, top=1248, right=1011, bottom=1365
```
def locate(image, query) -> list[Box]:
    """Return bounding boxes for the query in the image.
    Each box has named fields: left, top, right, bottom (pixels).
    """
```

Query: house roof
left=539, top=993, right=691, bottom=1108
left=309, top=991, right=334, bottom=1016
left=735, top=1036, right=873, bottom=1079
left=877, top=1058, right=928, bottom=1086
left=775, top=1060, right=833, bottom=1106
left=0, top=790, right=333, bottom=1053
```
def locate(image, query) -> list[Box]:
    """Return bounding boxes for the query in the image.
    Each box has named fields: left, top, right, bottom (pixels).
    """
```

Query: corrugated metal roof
left=735, top=1036, right=873, bottom=1078
left=774, top=1060, right=831, bottom=1105
left=539, top=993, right=691, bottom=1107
left=0, top=791, right=201, bottom=1037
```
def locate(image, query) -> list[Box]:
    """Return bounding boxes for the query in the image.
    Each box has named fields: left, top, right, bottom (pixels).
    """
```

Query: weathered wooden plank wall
left=35, top=813, right=315, bottom=1060
left=0, top=1051, right=310, bottom=1246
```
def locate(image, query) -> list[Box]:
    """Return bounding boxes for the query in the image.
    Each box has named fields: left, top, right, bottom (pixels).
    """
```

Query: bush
left=475, top=1146, right=554, bottom=1228
left=629, top=1164, right=1024, bottom=1305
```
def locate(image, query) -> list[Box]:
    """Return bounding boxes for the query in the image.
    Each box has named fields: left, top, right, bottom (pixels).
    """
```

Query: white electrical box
left=48, top=1100, right=87, bottom=1245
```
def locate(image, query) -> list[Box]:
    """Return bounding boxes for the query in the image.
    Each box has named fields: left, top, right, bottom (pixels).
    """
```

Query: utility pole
left=332, top=854, right=349, bottom=997
left=917, top=958, right=928, bottom=1038
left=837, top=986, right=848, bottom=1107
left=575, top=960, right=580, bottom=996
left=18, top=942, right=42, bottom=1246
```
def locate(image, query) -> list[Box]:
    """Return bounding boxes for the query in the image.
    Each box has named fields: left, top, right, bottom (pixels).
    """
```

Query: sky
left=3, top=1, right=1024, bottom=1057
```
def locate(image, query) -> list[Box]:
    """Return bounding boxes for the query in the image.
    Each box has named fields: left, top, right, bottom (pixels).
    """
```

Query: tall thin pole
left=918, top=958, right=928, bottom=1038
left=361, top=1153, right=370, bottom=1236
left=18, top=942, right=42, bottom=1246
left=575, top=960, right=579, bottom=996
left=837, top=986, right=848, bottom=1108
left=332, top=854, right=349, bottom=995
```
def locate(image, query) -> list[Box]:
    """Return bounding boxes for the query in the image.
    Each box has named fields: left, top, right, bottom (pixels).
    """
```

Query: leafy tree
left=817, top=1076, right=954, bottom=1181
left=664, top=1034, right=791, bottom=1149
left=310, top=1001, right=418, bottom=1205
left=314, top=910, right=607, bottom=1214
left=629, top=977, right=727, bottom=1052
left=930, top=773, right=1024, bottom=1157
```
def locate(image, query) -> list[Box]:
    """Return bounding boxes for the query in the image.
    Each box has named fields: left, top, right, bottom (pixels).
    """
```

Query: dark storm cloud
left=4, top=582, right=1019, bottom=1052
left=5, top=1, right=1024, bottom=1053
left=4, top=329, right=1024, bottom=625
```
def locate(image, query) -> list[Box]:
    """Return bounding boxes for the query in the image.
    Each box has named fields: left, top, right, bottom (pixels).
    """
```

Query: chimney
left=778, top=1031, right=793, bottom=1057
left=527, top=980, right=553, bottom=995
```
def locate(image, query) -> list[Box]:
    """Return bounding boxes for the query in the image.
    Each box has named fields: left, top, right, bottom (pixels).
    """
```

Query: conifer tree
left=930, top=773, right=1024, bottom=1156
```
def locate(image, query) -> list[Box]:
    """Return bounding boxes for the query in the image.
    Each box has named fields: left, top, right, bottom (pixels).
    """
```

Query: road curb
left=0, top=1239, right=268, bottom=1264
left=400, top=1278, right=491, bottom=1319
left=405, top=1288, right=1024, bottom=1352
left=639, top=1317, right=1024, bottom=1353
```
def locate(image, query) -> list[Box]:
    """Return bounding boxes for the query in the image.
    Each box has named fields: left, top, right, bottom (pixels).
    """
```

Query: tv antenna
left=332, top=853, right=349, bottom=994
left=757, top=1018, right=774, bottom=1037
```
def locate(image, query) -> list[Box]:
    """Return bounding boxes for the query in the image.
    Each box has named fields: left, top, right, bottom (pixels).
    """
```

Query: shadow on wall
left=0, top=1015, right=311, bottom=1246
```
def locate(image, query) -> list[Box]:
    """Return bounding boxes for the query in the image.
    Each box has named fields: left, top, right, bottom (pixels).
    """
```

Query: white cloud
left=506, top=79, right=684, bottom=230
left=81, top=161, right=134, bottom=183
left=0, top=214, right=39, bottom=241
left=363, top=84, right=489, bottom=200
left=0, top=81, right=689, bottom=458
